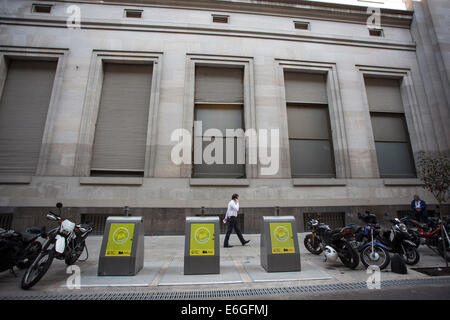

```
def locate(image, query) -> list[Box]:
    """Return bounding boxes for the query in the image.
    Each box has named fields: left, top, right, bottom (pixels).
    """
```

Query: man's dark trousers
left=224, top=216, right=245, bottom=246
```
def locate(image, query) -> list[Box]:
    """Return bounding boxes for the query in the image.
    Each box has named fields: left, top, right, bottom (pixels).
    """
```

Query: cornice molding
left=0, top=16, right=416, bottom=52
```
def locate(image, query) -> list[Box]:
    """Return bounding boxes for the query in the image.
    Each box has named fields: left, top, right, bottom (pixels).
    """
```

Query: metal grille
left=0, top=213, right=13, bottom=230
left=303, top=212, right=345, bottom=231
left=80, top=214, right=108, bottom=235
left=3, top=277, right=450, bottom=300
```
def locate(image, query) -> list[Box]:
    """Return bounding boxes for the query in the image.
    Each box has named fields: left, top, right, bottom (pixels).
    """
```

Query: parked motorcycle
left=304, top=218, right=359, bottom=269
left=0, top=226, right=45, bottom=275
left=351, top=212, right=391, bottom=270
left=21, top=202, right=93, bottom=289
left=401, top=216, right=450, bottom=261
left=376, top=217, right=420, bottom=265
left=303, top=218, right=325, bottom=254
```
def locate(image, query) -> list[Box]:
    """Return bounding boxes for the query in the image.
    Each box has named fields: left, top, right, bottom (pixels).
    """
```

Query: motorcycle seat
left=326, top=229, right=342, bottom=235
left=20, top=231, right=39, bottom=243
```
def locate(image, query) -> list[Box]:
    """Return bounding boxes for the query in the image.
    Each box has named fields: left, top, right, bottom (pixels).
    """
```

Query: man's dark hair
left=232, top=194, right=239, bottom=200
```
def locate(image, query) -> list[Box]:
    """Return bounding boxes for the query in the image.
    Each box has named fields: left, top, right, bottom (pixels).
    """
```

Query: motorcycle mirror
left=56, top=202, right=63, bottom=209
left=46, top=212, right=59, bottom=221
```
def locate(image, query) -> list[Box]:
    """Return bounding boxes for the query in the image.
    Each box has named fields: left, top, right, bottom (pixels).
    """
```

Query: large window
left=192, top=66, right=245, bottom=178
left=0, top=59, right=57, bottom=175
left=284, top=71, right=335, bottom=178
left=365, top=77, right=416, bottom=178
left=90, top=63, right=153, bottom=177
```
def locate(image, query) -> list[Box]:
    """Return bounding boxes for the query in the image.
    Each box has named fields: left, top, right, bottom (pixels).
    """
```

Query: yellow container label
left=189, top=223, right=215, bottom=256
left=270, top=222, right=295, bottom=254
left=105, top=223, right=135, bottom=257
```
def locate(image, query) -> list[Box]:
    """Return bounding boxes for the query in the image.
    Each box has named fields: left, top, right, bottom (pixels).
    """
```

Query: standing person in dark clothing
left=411, top=194, right=428, bottom=222
left=223, top=194, right=250, bottom=248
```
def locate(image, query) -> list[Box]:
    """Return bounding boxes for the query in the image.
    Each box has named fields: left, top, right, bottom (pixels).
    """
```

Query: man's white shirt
left=226, top=200, right=239, bottom=219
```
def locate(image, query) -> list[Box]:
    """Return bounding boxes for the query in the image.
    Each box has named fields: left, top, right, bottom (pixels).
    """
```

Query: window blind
left=195, top=66, right=244, bottom=103
left=284, top=71, right=327, bottom=104
left=90, top=63, right=152, bottom=174
left=365, top=78, right=404, bottom=113
left=0, top=60, right=56, bottom=175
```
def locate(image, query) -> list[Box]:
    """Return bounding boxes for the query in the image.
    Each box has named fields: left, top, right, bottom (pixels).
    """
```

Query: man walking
left=411, top=194, right=428, bottom=223
left=223, top=194, right=250, bottom=248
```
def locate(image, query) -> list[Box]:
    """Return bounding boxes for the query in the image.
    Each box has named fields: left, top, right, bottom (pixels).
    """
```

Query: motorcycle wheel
left=402, top=246, right=420, bottom=265
left=339, top=243, right=360, bottom=269
left=65, top=240, right=85, bottom=266
left=303, top=234, right=323, bottom=254
left=17, top=241, right=42, bottom=269
left=360, top=245, right=391, bottom=270
left=21, top=248, right=54, bottom=290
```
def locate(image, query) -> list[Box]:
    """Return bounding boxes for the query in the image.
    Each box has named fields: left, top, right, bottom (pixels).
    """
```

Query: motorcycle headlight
left=60, top=219, right=76, bottom=234
left=399, top=223, right=407, bottom=233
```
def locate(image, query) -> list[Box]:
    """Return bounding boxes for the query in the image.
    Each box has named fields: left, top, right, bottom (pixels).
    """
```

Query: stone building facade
left=0, top=0, right=448, bottom=234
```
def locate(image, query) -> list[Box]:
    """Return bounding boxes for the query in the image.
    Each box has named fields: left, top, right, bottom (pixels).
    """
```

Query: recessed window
left=364, top=77, right=416, bottom=178
left=212, top=14, right=229, bottom=24
left=193, top=66, right=245, bottom=179
left=32, top=3, right=52, bottom=14
left=90, top=63, right=153, bottom=177
left=294, top=21, right=310, bottom=30
left=284, top=71, right=335, bottom=178
left=369, top=28, right=384, bottom=37
left=125, top=9, right=143, bottom=19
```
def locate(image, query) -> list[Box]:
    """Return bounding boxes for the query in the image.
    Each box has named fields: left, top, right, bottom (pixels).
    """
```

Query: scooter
left=376, top=217, right=420, bottom=265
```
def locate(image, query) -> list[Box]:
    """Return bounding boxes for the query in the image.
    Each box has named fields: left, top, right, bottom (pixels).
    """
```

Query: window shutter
left=371, top=114, right=408, bottom=142
left=289, top=139, right=334, bottom=177
left=91, top=63, right=152, bottom=173
left=0, top=60, right=56, bottom=175
left=284, top=71, right=327, bottom=104
left=193, top=104, right=245, bottom=178
left=365, top=78, right=404, bottom=113
left=287, top=105, right=330, bottom=140
left=370, top=113, right=415, bottom=177
left=195, top=67, right=244, bottom=103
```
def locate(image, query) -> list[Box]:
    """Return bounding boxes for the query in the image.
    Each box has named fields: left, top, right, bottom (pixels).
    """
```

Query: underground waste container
left=184, top=216, right=220, bottom=275
left=98, top=216, right=144, bottom=276
left=260, top=216, right=301, bottom=272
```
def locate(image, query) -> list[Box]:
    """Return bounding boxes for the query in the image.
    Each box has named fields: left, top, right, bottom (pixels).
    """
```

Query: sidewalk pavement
left=0, top=233, right=449, bottom=299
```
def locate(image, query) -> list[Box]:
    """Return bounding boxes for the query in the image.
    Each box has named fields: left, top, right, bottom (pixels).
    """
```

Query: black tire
left=21, top=248, right=54, bottom=290
left=339, top=242, right=360, bottom=269
left=360, top=245, right=391, bottom=270
left=65, top=241, right=85, bottom=266
left=304, top=234, right=323, bottom=254
left=402, top=246, right=420, bottom=265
